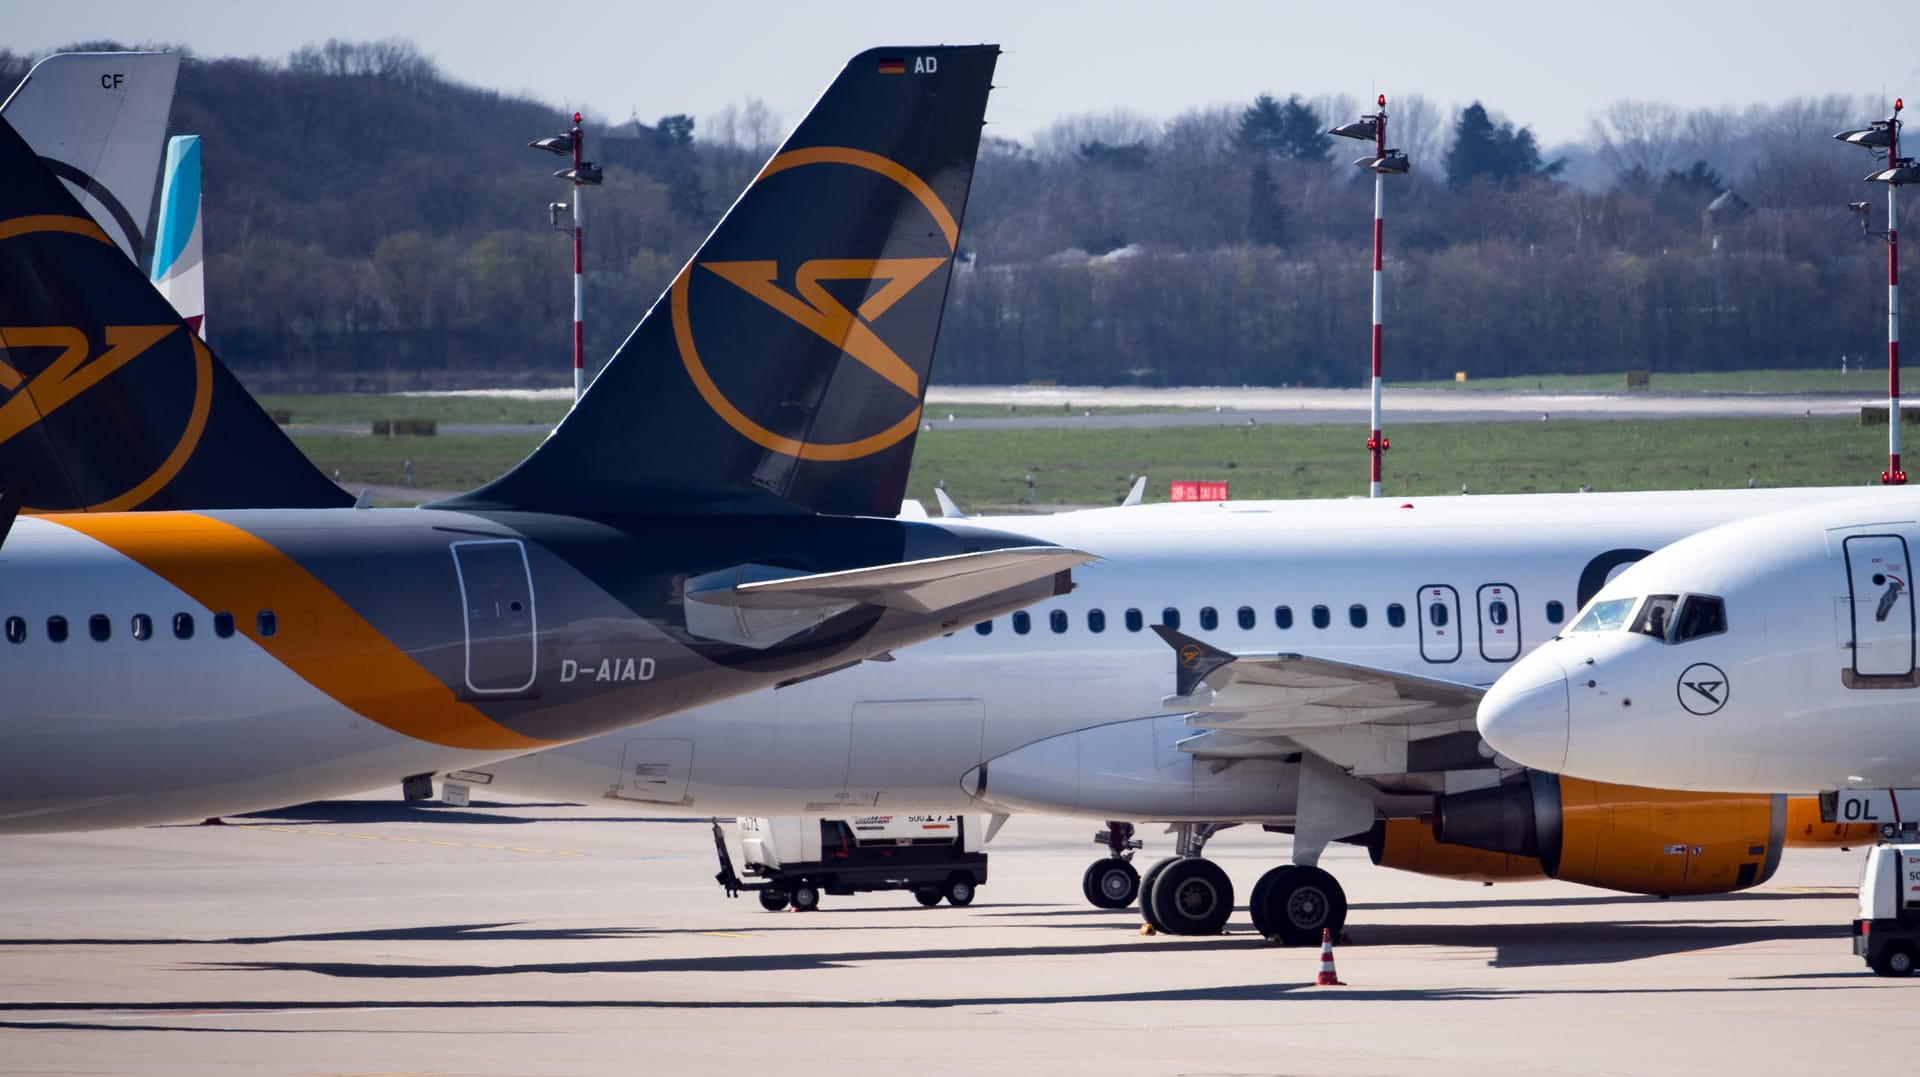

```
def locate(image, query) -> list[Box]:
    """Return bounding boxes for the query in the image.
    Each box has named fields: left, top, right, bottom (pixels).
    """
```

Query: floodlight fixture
left=1356, top=150, right=1410, bottom=174
left=555, top=162, right=604, bottom=185
left=1866, top=158, right=1920, bottom=184
left=1835, top=123, right=1895, bottom=149
left=1329, top=118, right=1379, bottom=141
left=529, top=133, right=576, bottom=155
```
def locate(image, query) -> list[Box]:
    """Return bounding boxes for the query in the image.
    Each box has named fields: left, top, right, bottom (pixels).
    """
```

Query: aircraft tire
left=1148, top=857, right=1234, bottom=936
left=1082, top=858, right=1140, bottom=909
left=1251, top=864, right=1346, bottom=947
left=1137, top=856, right=1179, bottom=932
left=789, top=881, right=820, bottom=912
left=758, top=888, right=790, bottom=912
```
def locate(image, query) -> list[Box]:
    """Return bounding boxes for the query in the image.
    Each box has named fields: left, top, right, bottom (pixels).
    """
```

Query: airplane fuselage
left=0, top=507, right=1064, bottom=830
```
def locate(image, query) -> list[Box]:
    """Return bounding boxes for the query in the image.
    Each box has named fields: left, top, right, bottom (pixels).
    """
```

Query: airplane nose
left=1477, top=652, right=1571, bottom=772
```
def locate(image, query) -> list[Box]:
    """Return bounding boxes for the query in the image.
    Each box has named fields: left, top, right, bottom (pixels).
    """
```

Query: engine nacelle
left=1363, top=819, right=1547, bottom=883
left=1435, top=773, right=1785, bottom=896
left=1784, top=796, right=1878, bottom=848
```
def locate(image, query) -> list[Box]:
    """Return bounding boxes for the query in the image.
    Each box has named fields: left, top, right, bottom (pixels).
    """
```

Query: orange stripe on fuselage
left=46, top=512, right=552, bottom=751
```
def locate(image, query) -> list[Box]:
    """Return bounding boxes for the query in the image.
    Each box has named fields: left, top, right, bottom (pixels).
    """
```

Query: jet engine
left=1435, top=772, right=1785, bottom=896
left=1362, top=819, right=1547, bottom=883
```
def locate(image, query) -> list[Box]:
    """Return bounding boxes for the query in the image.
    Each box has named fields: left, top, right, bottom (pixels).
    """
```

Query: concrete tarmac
left=0, top=797, right=1898, bottom=1076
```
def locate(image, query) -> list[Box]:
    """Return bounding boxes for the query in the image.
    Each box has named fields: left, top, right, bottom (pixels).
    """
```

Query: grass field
left=292, top=414, right=1891, bottom=510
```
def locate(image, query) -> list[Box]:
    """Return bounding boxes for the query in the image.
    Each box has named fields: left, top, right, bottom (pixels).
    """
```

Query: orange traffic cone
left=1314, top=926, right=1345, bottom=986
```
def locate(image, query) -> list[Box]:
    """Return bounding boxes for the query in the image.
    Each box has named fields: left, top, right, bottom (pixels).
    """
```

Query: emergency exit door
left=1418, top=585, right=1461, bottom=663
left=1843, top=534, right=1916, bottom=680
left=452, top=539, right=537, bottom=694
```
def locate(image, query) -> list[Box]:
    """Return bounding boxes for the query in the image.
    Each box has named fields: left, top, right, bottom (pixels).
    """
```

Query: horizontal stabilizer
left=696, top=546, right=1093, bottom=614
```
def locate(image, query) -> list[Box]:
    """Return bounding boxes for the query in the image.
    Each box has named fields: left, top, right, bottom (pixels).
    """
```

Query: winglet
left=1151, top=625, right=1237, bottom=697
left=1122, top=476, right=1147, bottom=507
left=933, top=486, right=966, bottom=518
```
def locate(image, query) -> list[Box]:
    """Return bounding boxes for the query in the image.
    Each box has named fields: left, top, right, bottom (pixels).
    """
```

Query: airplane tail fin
left=1, top=51, right=180, bottom=266
left=151, top=135, right=205, bottom=336
left=0, top=116, right=352, bottom=512
left=439, top=46, right=999, bottom=518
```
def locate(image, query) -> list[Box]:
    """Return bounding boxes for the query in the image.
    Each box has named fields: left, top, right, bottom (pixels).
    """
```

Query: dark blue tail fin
left=440, top=46, right=998, bottom=518
left=0, top=116, right=351, bottom=512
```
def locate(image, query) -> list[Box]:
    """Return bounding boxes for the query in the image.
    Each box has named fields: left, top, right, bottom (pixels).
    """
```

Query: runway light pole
left=1331, top=96, right=1410, bottom=498
left=531, top=113, right=604, bottom=403
left=1836, top=99, right=1919, bottom=485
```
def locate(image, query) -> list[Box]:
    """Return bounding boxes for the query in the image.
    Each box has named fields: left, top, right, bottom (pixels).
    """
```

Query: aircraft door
left=451, top=540, right=537, bottom=694
left=613, top=739, right=694, bottom=803
left=1843, top=534, right=1915, bottom=680
left=1477, top=583, right=1521, bottom=663
left=845, top=699, right=986, bottom=809
left=1417, top=585, right=1462, bottom=663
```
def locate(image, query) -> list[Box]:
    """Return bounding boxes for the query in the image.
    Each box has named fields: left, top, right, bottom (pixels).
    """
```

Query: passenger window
left=5, top=616, right=24, bottom=644
left=1275, top=606, right=1293, bottom=630
left=1012, top=611, right=1031, bottom=635
left=1387, top=603, right=1406, bottom=628
left=1630, top=594, right=1679, bottom=641
left=1488, top=601, right=1510, bottom=627
left=1428, top=603, right=1449, bottom=628
left=89, top=614, right=111, bottom=642
left=975, top=620, right=993, bottom=636
left=1312, top=605, right=1331, bottom=629
left=1124, top=608, right=1144, bottom=632
left=1237, top=606, right=1255, bottom=630
left=132, top=613, right=153, bottom=641
left=1088, top=609, right=1106, bottom=633
left=47, top=616, right=68, bottom=643
left=257, top=610, right=278, bottom=638
left=1546, top=600, right=1565, bottom=624
left=1349, top=604, right=1368, bottom=629
left=1672, top=595, right=1727, bottom=642
left=214, top=612, right=235, bottom=639
left=1162, top=607, right=1181, bottom=630
left=1049, top=610, right=1068, bottom=634
left=1199, top=607, right=1218, bottom=631
left=173, top=612, right=194, bottom=640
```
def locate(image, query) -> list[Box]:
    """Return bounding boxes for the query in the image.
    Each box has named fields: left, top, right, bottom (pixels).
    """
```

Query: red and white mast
left=1837, top=99, right=1914, bottom=484
left=1332, top=96, right=1409, bottom=497
left=570, top=112, right=586, bottom=404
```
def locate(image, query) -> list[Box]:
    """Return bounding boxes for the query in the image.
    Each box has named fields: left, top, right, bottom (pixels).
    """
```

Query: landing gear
left=1081, top=821, right=1144, bottom=909
left=1248, top=864, right=1348, bottom=946
left=1082, top=858, right=1140, bottom=909
left=1148, top=857, right=1235, bottom=935
left=1137, top=856, right=1178, bottom=932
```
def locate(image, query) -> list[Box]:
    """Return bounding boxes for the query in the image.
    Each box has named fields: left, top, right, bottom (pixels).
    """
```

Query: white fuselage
left=476, top=488, right=1857, bottom=821
left=1479, top=490, right=1920, bottom=793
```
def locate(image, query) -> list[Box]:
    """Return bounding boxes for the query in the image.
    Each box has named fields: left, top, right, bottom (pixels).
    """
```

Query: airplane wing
left=1150, top=626, right=1490, bottom=774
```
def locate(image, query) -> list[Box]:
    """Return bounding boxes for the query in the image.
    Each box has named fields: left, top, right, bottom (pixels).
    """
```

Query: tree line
left=1, top=41, right=1901, bottom=389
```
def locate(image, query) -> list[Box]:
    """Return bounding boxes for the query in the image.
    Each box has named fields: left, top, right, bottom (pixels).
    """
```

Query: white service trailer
left=1854, top=843, right=1920, bottom=976
left=713, top=815, right=989, bottom=912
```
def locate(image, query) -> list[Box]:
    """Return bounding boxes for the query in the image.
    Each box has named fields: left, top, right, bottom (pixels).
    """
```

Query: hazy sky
left=10, top=0, right=1914, bottom=148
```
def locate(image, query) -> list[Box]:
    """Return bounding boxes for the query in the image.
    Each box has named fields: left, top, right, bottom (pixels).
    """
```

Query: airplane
left=1477, top=489, right=1920, bottom=800
left=150, top=134, right=203, bottom=334
left=0, top=44, right=1094, bottom=834
left=457, top=486, right=1876, bottom=944
left=1, top=50, right=180, bottom=266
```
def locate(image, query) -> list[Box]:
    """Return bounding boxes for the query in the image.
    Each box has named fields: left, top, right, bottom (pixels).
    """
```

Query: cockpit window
left=1672, top=595, right=1727, bottom=642
left=1629, top=594, right=1680, bottom=640
left=1566, top=596, right=1636, bottom=634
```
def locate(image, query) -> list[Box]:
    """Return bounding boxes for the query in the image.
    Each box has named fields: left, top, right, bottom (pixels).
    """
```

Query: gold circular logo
left=671, top=147, right=957, bottom=462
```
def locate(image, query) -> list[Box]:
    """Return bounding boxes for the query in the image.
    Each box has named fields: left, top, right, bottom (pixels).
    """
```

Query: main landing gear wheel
left=1082, top=858, right=1141, bottom=909
left=1248, top=864, right=1347, bottom=946
left=943, top=873, right=976, bottom=907
left=789, top=881, right=821, bottom=912
left=758, top=888, right=790, bottom=912
left=913, top=886, right=943, bottom=907
left=1147, top=858, right=1234, bottom=936
left=1137, top=856, right=1179, bottom=932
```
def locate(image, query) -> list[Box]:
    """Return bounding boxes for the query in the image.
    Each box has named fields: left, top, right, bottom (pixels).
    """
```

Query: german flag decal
left=877, top=57, right=906, bottom=74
